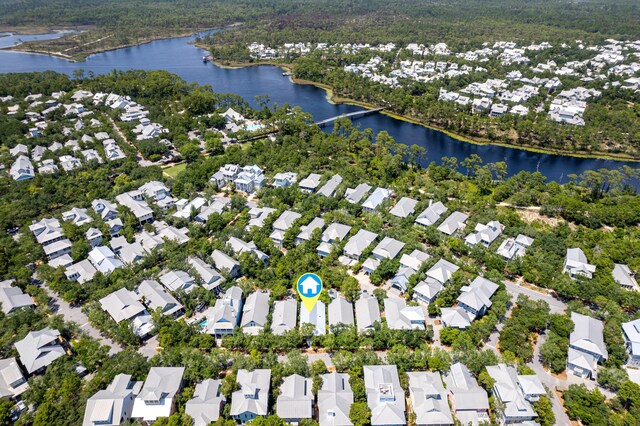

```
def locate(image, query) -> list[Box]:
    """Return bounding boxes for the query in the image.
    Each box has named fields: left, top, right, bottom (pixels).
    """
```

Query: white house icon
left=299, top=275, right=321, bottom=296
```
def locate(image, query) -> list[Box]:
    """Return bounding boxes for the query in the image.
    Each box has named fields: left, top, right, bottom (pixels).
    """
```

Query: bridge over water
left=315, top=107, right=385, bottom=127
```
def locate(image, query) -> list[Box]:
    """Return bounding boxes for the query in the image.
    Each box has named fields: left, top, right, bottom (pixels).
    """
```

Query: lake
left=0, top=31, right=637, bottom=182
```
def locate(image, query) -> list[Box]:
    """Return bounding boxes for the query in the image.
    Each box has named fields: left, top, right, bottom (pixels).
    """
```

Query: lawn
left=163, top=162, right=187, bottom=179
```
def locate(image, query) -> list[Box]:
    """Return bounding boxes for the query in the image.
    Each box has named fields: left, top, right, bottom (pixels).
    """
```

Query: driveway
left=42, top=282, right=122, bottom=356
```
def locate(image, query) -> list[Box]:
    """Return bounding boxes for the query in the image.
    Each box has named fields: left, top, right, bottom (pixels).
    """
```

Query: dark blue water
left=0, top=31, right=637, bottom=183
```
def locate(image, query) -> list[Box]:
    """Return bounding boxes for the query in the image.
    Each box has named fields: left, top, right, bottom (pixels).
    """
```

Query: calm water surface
left=0, top=31, right=637, bottom=182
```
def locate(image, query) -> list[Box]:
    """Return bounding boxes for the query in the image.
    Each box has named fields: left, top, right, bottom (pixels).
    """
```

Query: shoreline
left=207, top=55, right=640, bottom=162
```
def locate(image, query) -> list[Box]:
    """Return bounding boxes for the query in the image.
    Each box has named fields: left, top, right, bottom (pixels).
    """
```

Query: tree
left=179, top=143, right=201, bottom=162
left=563, top=385, right=609, bottom=425
left=0, top=399, right=12, bottom=426
left=533, top=396, right=555, bottom=426
left=349, top=402, right=371, bottom=426
left=74, top=337, right=109, bottom=371
left=596, top=366, right=628, bottom=391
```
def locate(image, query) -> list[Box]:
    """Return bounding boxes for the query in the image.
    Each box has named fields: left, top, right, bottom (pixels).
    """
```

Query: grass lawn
left=163, top=162, right=187, bottom=179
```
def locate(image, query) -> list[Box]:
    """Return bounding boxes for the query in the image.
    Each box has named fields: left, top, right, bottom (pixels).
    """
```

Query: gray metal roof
left=230, top=369, right=271, bottom=417
left=415, top=201, right=448, bottom=227
left=318, top=372, right=354, bottom=426
left=328, top=295, right=355, bottom=328
left=272, top=210, right=302, bottom=231
left=271, top=299, right=298, bottom=335
left=0, top=280, right=34, bottom=314
left=362, top=187, right=393, bottom=211
left=437, top=211, right=469, bottom=235
left=0, top=357, right=28, bottom=398
left=407, top=372, right=453, bottom=426
left=355, top=293, right=381, bottom=331
left=241, top=291, right=270, bottom=333
left=185, top=379, right=224, bottom=426
left=138, top=280, right=183, bottom=317
left=14, top=328, right=66, bottom=374
left=363, top=365, right=406, bottom=426
left=345, top=183, right=372, bottom=204
left=83, top=374, right=142, bottom=426
left=570, top=312, right=608, bottom=359
left=276, top=374, right=314, bottom=420
left=99, top=288, right=147, bottom=323
left=389, top=197, right=418, bottom=218
left=322, top=223, right=352, bottom=243
left=372, top=237, right=405, bottom=260
left=344, top=229, right=378, bottom=259
left=317, top=174, right=343, bottom=197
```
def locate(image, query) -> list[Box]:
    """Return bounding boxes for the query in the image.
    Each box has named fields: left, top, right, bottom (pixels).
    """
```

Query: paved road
left=527, top=333, right=572, bottom=425
left=502, top=279, right=567, bottom=314
left=42, top=282, right=122, bottom=356
left=138, top=335, right=159, bottom=359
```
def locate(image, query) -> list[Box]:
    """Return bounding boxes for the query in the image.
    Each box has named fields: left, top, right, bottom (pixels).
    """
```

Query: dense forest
left=2, top=0, right=640, bottom=59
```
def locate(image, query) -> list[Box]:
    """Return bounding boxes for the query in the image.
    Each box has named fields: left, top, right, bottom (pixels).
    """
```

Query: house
left=85, top=227, right=103, bottom=247
left=465, top=221, right=504, bottom=247
left=186, top=379, right=225, bottom=426
left=230, top=369, right=271, bottom=422
left=99, top=288, right=152, bottom=336
left=273, top=172, right=298, bottom=188
left=80, top=149, right=103, bottom=164
left=276, top=374, right=314, bottom=424
left=563, top=248, right=596, bottom=279
left=343, top=229, right=378, bottom=261
left=159, top=270, right=197, bottom=294
left=139, top=181, right=171, bottom=201
left=413, top=259, right=459, bottom=304
left=92, top=199, right=118, bottom=221
left=241, top=291, right=270, bottom=335
left=317, top=174, right=343, bottom=197
left=317, top=223, right=352, bottom=257
left=65, top=260, right=97, bottom=284
left=0, top=280, right=34, bottom=314
left=59, top=155, right=82, bottom=172
left=88, top=246, right=123, bottom=275
left=415, top=201, right=448, bottom=227
left=389, top=197, right=418, bottom=218
left=407, top=372, right=454, bottom=426
left=29, top=217, right=65, bottom=246
left=211, top=249, right=241, bottom=278
left=443, top=363, right=490, bottom=426
left=270, top=210, right=302, bottom=247
left=246, top=206, right=276, bottom=231
left=188, top=257, right=224, bottom=292
left=362, top=258, right=381, bottom=275
left=14, top=328, right=66, bottom=374
left=496, top=234, right=534, bottom=260
left=138, top=280, right=183, bottom=318
left=485, top=364, right=545, bottom=424
left=82, top=374, right=143, bottom=426
left=437, top=211, right=468, bottom=235
left=43, top=238, right=73, bottom=260
left=568, top=312, right=607, bottom=378
left=131, top=367, right=185, bottom=423
left=613, top=264, right=638, bottom=290
left=62, top=207, right=93, bottom=226
left=206, top=286, right=243, bottom=336
left=154, top=221, right=190, bottom=245
left=318, top=372, right=354, bottom=426
left=391, top=249, right=430, bottom=293
left=106, top=218, right=124, bottom=237
left=0, top=358, right=29, bottom=398
left=328, top=294, right=355, bottom=328
left=196, top=197, right=231, bottom=223
left=457, top=277, right=499, bottom=317
left=300, top=301, right=326, bottom=336
left=362, top=188, right=393, bottom=212
left=10, top=155, right=35, bottom=181
left=115, top=191, right=154, bottom=224
left=296, top=217, right=325, bottom=245
left=345, top=183, right=372, bottom=204
left=355, top=292, right=381, bottom=332
left=234, top=165, right=265, bottom=193
left=622, top=318, right=640, bottom=367
left=372, top=237, right=405, bottom=260
left=210, top=164, right=240, bottom=188
left=298, top=173, right=322, bottom=193
left=383, top=298, right=425, bottom=330
left=38, top=159, right=59, bottom=174
left=9, top=144, right=28, bottom=157
left=271, top=299, right=298, bottom=335
left=363, top=365, right=406, bottom=426
left=48, top=253, right=73, bottom=268
left=173, top=197, right=207, bottom=219
left=227, top=237, right=269, bottom=264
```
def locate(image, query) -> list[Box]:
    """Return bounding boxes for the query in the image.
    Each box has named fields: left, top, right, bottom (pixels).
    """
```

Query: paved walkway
left=42, top=281, right=122, bottom=356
